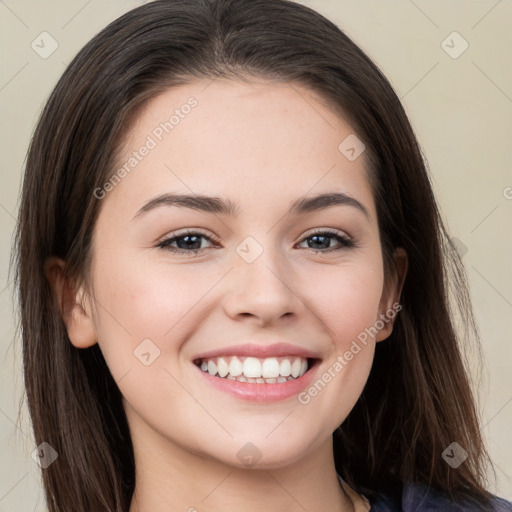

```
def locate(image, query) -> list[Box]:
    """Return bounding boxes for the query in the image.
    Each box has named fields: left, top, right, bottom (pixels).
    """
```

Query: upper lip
left=193, top=342, right=321, bottom=361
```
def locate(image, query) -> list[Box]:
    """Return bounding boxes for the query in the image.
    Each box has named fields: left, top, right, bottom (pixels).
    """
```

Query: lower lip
left=193, top=360, right=320, bottom=402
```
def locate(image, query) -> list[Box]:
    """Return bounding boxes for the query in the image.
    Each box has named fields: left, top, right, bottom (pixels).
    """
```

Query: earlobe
left=375, top=247, right=408, bottom=342
left=44, top=256, right=98, bottom=349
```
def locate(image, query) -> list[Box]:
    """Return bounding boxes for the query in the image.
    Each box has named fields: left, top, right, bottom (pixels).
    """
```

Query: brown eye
left=157, top=230, right=218, bottom=255
left=297, top=230, right=355, bottom=252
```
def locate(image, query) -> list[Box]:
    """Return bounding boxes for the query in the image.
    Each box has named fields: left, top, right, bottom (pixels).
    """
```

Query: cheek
left=89, top=251, right=220, bottom=368
left=296, top=257, right=383, bottom=408
left=302, top=256, right=384, bottom=346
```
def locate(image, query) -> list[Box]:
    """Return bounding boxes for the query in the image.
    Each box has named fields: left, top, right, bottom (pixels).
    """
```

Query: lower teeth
left=214, top=374, right=296, bottom=384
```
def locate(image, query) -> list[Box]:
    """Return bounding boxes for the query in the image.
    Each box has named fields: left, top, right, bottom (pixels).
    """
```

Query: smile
left=194, top=355, right=310, bottom=383
left=193, top=355, right=321, bottom=402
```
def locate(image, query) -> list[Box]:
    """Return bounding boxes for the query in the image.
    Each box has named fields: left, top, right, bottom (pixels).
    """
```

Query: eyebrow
left=132, top=191, right=369, bottom=220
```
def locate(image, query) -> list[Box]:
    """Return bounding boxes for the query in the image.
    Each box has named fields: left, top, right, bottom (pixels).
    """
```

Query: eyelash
left=156, top=229, right=355, bottom=255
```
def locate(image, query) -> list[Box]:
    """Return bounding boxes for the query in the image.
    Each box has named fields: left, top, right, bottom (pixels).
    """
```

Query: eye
left=156, top=228, right=355, bottom=256
left=156, top=230, right=219, bottom=255
left=296, top=229, right=355, bottom=252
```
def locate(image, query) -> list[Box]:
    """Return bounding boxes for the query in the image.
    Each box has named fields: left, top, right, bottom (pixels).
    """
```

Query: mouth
left=192, top=355, right=322, bottom=402
left=193, top=355, right=317, bottom=383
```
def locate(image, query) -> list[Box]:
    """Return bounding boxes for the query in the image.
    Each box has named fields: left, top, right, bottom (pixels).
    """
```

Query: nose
left=221, top=243, right=302, bottom=326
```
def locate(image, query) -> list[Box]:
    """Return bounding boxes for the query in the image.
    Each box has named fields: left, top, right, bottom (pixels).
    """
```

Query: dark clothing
left=368, top=482, right=512, bottom=511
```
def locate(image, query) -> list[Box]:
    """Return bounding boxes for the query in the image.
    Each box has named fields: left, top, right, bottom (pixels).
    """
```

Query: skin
left=46, top=78, right=407, bottom=512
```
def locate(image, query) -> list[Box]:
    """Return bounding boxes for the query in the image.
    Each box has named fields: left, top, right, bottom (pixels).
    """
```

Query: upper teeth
left=198, top=356, right=308, bottom=380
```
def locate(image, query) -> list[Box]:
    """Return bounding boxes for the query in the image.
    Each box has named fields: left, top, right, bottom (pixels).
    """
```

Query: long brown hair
left=13, top=0, right=494, bottom=510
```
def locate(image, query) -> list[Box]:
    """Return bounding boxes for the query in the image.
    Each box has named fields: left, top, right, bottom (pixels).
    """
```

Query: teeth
left=279, top=359, right=292, bottom=377
left=243, top=357, right=262, bottom=378
left=291, top=358, right=302, bottom=378
left=261, top=357, right=280, bottom=378
left=197, top=355, right=311, bottom=382
left=217, top=357, right=229, bottom=378
left=229, top=357, right=243, bottom=377
left=207, top=360, right=217, bottom=376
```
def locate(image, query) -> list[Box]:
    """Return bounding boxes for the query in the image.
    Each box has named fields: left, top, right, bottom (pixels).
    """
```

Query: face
left=62, top=78, right=405, bottom=469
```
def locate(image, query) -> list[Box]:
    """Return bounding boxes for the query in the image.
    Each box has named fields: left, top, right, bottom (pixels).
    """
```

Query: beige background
left=1, top=1, right=510, bottom=510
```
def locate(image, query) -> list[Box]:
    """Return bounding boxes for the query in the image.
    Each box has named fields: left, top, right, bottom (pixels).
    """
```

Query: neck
left=127, top=417, right=354, bottom=512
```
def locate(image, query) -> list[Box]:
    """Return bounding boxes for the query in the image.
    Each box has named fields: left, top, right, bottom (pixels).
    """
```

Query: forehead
left=105, top=78, right=376, bottom=223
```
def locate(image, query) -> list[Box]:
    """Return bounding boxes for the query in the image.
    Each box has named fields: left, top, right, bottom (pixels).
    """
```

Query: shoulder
left=368, top=482, right=512, bottom=512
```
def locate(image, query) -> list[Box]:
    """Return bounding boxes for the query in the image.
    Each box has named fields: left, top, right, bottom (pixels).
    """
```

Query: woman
left=13, top=0, right=512, bottom=510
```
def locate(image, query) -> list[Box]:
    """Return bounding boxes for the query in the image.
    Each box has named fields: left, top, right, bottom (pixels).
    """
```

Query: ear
left=44, top=256, right=97, bottom=349
left=375, top=247, right=408, bottom=342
